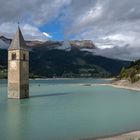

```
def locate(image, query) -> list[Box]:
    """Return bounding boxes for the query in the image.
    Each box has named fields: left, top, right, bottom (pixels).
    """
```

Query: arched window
left=11, top=53, right=16, bottom=60
left=23, top=54, right=26, bottom=60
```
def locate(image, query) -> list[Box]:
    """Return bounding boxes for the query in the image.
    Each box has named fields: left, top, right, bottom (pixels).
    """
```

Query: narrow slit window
left=11, top=53, right=16, bottom=60
left=23, top=54, right=26, bottom=60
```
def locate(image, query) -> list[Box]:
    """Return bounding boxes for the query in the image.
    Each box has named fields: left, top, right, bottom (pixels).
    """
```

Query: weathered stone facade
left=8, top=27, right=29, bottom=99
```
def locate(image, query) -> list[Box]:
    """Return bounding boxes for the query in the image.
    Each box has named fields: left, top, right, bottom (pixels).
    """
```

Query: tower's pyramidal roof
left=8, top=26, right=28, bottom=50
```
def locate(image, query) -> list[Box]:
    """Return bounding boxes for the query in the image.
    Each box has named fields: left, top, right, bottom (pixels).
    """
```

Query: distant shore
left=88, top=83, right=140, bottom=91
left=81, top=79, right=140, bottom=91
left=0, top=77, right=114, bottom=80
left=1, top=78, right=140, bottom=92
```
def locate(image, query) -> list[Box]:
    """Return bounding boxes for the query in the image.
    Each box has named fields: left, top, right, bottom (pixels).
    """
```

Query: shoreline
left=0, top=77, right=113, bottom=80
left=93, top=130, right=140, bottom=140
left=1, top=78, right=140, bottom=91
left=81, top=78, right=140, bottom=92
left=89, top=83, right=140, bottom=91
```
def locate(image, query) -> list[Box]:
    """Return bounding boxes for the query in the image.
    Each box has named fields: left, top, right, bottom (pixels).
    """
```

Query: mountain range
left=0, top=36, right=96, bottom=50
left=0, top=36, right=130, bottom=79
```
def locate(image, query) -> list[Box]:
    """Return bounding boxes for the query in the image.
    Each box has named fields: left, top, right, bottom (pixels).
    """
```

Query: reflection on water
left=0, top=79, right=140, bottom=140
left=6, top=99, right=30, bottom=140
left=31, top=92, right=72, bottom=98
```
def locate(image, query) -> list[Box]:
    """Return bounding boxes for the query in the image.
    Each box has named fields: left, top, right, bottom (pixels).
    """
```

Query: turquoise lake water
left=0, top=79, right=140, bottom=140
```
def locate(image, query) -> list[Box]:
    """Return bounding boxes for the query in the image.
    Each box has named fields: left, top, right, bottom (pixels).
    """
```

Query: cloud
left=43, top=32, right=52, bottom=38
left=21, top=24, right=51, bottom=41
left=0, top=22, right=51, bottom=41
left=0, top=0, right=140, bottom=60
left=95, top=45, right=140, bottom=61
left=0, top=0, right=70, bottom=41
left=61, top=0, right=140, bottom=60
left=0, top=0, right=71, bottom=25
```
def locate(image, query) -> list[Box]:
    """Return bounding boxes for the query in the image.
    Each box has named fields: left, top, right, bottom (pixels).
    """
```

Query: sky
left=0, top=0, right=140, bottom=60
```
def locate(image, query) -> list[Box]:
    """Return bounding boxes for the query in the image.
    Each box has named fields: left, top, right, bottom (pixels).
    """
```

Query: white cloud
left=95, top=45, right=140, bottom=61
left=0, top=22, right=51, bottom=41
left=43, top=32, right=52, bottom=38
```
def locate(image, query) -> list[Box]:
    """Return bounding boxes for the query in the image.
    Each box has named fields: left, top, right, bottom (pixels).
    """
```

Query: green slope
left=119, top=59, right=140, bottom=83
left=0, top=48, right=130, bottom=79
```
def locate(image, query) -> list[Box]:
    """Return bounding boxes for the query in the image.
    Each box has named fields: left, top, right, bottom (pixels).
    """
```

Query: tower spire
left=18, top=21, right=20, bottom=27
left=8, top=25, right=28, bottom=50
left=8, top=27, right=29, bottom=99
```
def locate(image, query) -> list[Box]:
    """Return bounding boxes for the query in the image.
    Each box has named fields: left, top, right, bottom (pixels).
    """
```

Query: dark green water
left=0, top=79, right=140, bottom=140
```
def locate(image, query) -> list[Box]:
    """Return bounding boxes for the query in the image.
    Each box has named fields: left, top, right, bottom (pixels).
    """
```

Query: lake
left=0, top=79, right=140, bottom=140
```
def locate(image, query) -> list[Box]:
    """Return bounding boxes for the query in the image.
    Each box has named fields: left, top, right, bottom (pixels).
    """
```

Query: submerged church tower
left=8, top=26, right=29, bottom=99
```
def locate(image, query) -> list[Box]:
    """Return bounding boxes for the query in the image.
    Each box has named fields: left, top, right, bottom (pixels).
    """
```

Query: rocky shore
left=112, top=79, right=140, bottom=91
left=95, top=131, right=140, bottom=140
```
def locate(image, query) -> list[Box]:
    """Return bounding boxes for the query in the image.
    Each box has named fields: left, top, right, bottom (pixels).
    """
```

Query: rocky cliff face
left=0, top=36, right=96, bottom=50
left=70, top=40, right=96, bottom=49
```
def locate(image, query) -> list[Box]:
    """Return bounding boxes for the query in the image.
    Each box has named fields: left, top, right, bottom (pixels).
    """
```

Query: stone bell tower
left=8, top=26, right=29, bottom=99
